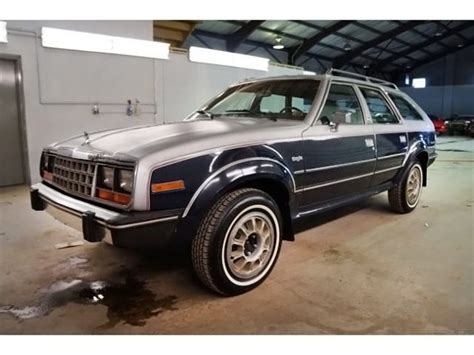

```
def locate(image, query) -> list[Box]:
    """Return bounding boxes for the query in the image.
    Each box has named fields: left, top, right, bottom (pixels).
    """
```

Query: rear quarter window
left=389, top=94, right=424, bottom=121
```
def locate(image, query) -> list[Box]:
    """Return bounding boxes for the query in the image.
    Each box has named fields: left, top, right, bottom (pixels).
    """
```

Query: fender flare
left=395, top=140, right=429, bottom=187
left=175, top=157, right=296, bottom=244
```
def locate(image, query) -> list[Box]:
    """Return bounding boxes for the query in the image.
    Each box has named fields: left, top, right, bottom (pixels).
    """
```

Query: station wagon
left=31, top=69, right=437, bottom=295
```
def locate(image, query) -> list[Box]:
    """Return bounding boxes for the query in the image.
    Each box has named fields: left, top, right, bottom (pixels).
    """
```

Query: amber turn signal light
left=43, top=171, right=53, bottom=182
left=151, top=180, right=185, bottom=193
left=96, top=188, right=131, bottom=205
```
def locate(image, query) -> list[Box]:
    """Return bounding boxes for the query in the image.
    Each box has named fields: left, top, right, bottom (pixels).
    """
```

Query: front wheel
left=191, top=188, right=282, bottom=296
left=388, top=161, right=423, bottom=213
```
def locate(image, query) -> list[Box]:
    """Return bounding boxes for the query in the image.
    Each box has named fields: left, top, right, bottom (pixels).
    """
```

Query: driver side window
left=318, top=84, right=364, bottom=125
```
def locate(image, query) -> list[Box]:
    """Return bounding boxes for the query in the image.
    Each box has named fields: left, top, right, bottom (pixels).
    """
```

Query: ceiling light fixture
left=0, top=21, right=7, bottom=43
left=273, top=36, right=284, bottom=50
left=189, top=46, right=269, bottom=71
left=457, top=43, right=464, bottom=48
left=363, top=64, right=370, bottom=69
left=343, top=42, right=352, bottom=51
left=41, top=27, right=170, bottom=59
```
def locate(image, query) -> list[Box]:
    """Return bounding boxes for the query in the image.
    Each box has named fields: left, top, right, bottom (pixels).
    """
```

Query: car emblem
left=83, top=131, right=90, bottom=145
left=87, top=152, right=104, bottom=160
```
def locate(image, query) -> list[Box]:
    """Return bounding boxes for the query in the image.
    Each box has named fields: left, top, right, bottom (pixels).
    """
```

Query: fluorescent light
left=412, top=78, right=426, bottom=89
left=273, top=36, right=284, bottom=50
left=0, top=21, right=7, bottom=43
left=41, top=27, right=169, bottom=59
left=189, top=46, right=269, bottom=71
left=303, top=70, right=316, bottom=75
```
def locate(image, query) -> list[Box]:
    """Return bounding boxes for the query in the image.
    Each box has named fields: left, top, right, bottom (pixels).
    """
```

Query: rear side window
left=360, top=87, right=399, bottom=124
left=389, top=94, right=424, bottom=121
left=318, top=84, right=364, bottom=125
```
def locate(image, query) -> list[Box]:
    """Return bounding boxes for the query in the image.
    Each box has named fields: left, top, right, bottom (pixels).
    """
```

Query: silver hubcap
left=225, top=211, right=275, bottom=280
left=406, top=165, right=422, bottom=207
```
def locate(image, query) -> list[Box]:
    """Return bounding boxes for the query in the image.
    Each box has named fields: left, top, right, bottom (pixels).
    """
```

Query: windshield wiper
left=225, top=109, right=251, bottom=113
left=224, top=109, right=277, bottom=121
left=196, top=110, right=214, bottom=120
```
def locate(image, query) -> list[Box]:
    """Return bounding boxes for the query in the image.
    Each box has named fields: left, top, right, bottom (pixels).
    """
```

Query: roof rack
left=326, top=68, right=399, bottom=90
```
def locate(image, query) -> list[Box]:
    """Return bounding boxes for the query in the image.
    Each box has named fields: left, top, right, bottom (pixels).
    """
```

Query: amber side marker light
left=43, top=171, right=53, bottom=182
left=96, top=188, right=131, bottom=205
left=151, top=180, right=185, bottom=193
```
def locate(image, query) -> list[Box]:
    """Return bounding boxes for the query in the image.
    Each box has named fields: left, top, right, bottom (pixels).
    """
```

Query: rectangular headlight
left=118, top=170, right=134, bottom=193
left=99, top=166, right=114, bottom=189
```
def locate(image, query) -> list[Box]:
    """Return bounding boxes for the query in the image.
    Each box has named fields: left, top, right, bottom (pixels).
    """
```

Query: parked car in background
left=30, top=69, right=437, bottom=295
left=446, top=115, right=474, bottom=136
left=428, top=114, right=447, bottom=135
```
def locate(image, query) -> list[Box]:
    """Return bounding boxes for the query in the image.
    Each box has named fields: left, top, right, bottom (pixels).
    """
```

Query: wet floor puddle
left=0, top=274, right=178, bottom=329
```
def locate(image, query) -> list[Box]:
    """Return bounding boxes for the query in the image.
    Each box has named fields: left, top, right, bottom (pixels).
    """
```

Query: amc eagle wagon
left=31, top=69, right=437, bottom=295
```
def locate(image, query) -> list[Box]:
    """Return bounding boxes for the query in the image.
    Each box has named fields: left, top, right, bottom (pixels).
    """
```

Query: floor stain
left=322, top=247, right=350, bottom=264
left=0, top=274, right=178, bottom=329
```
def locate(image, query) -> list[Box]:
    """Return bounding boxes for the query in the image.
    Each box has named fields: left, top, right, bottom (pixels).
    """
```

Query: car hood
left=47, top=118, right=305, bottom=163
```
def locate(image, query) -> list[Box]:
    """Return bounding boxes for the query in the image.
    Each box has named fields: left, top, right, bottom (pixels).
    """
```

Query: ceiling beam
left=407, top=39, right=474, bottom=72
left=332, top=21, right=425, bottom=68
left=391, top=20, right=449, bottom=49
left=289, top=21, right=352, bottom=63
left=373, top=22, right=474, bottom=71
left=293, top=20, right=421, bottom=63
left=436, top=21, right=469, bottom=41
left=226, top=20, right=265, bottom=52
left=222, top=20, right=406, bottom=69
left=352, top=21, right=433, bottom=57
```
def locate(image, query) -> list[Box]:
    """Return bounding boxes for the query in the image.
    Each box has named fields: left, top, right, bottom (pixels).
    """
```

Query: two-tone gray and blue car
left=31, top=69, right=437, bottom=295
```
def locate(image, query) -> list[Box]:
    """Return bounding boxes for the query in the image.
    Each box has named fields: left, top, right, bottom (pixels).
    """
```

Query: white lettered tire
left=191, top=188, right=282, bottom=295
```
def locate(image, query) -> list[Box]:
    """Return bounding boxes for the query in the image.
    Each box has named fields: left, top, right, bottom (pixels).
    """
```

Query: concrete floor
left=0, top=136, right=472, bottom=334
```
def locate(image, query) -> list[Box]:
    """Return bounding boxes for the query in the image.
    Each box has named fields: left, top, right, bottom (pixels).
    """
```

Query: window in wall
left=412, top=78, right=426, bottom=88
left=360, top=87, right=399, bottom=124
left=389, top=94, right=424, bottom=121
left=318, top=84, right=364, bottom=125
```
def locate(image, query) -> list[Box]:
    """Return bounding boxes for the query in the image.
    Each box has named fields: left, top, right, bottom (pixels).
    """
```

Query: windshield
left=197, top=79, right=320, bottom=121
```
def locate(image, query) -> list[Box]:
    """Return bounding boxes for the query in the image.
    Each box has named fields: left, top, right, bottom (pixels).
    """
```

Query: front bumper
left=30, top=183, right=181, bottom=249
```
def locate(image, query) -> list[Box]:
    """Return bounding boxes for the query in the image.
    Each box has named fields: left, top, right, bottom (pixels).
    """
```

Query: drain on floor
left=0, top=274, right=178, bottom=328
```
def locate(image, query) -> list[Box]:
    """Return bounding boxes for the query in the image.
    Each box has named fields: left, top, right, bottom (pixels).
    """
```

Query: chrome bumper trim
left=33, top=182, right=179, bottom=231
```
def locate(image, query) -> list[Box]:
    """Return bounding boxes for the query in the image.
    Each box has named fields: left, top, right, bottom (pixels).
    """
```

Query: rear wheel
left=388, top=161, right=423, bottom=213
left=191, top=188, right=282, bottom=296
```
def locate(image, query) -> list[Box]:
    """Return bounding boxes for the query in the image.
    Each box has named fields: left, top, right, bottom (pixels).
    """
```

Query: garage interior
left=0, top=20, right=473, bottom=334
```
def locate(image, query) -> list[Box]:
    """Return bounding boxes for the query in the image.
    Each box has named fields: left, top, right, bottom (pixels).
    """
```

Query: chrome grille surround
left=51, top=156, right=96, bottom=197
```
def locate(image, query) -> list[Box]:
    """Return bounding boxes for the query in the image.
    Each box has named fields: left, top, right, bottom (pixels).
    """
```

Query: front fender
left=175, top=157, right=296, bottom=244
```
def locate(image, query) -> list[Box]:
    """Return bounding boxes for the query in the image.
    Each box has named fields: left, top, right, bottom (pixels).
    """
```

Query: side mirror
left=329, top=121, right=339, bottom=132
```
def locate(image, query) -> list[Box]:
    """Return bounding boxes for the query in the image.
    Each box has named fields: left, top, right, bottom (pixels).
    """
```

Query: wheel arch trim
left=182, top=157, right=295, bottom=218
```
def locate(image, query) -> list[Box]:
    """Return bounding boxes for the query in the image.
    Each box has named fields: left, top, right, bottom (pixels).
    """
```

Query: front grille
left=52, top=156, right=96, bottom=197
